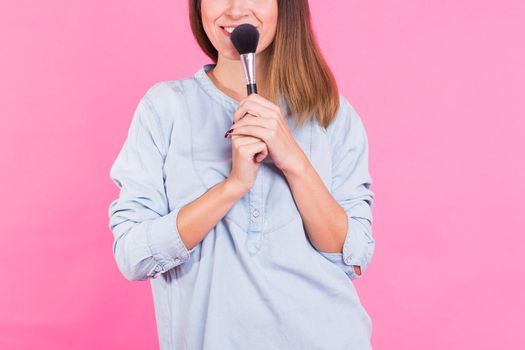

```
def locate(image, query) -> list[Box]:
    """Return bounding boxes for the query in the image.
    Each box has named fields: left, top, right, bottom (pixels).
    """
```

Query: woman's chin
left=217, top=51, right=242, bottom=61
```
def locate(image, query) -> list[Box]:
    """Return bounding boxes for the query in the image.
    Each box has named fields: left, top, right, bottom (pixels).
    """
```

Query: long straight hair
left=189, top=0, right=339, bottom=129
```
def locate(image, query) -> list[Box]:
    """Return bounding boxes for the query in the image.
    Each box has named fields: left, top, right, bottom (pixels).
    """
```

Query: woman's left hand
left=226, top=94, right=307, bottom=174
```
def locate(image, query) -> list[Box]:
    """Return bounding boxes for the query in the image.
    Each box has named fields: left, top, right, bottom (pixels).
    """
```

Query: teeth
left=223, top=27, right=235, bottom=33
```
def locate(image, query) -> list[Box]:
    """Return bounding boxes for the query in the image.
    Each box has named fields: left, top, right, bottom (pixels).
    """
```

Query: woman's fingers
left=227, top=125, right=270, bottom=142
left=233, top=113, right=272, bottom=129
left=238, top=139, right=268, bottom=163
left=230, top=133, right=259, bottom=144
left=233, top=100, right=270, bottom=123
left=239, top=94, right=281, bottom=115
left=254, top=146, right=268, bottom=163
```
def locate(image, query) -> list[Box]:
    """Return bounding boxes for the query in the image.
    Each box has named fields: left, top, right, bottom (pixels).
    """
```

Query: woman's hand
left=226, top=94, right=307, bottom=175
left=226, top=131, right=269, bottom=194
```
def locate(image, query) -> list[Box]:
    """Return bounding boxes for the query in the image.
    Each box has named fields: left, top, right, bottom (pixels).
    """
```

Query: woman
left=108, top=0, right=376, bottom=349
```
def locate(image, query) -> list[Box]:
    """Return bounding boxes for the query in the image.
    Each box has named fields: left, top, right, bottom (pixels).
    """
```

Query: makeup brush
left=224, top=24, right=261, bottom=142
left=230, top=23, right=260, bottom=95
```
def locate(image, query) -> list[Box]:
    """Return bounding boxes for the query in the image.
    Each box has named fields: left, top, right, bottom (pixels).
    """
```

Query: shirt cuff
left=318, top=215, right=374, bottom=280
left=318, top=251, right=360, bottom=280
left=146, top=204, right=195, bottom=278
left=342, top=215, right=375, bottom=272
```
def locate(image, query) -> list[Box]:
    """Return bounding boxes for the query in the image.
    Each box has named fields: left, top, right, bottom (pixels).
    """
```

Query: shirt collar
left=193, top=63, right=289, bottom=115
left=193, top=63, right=239, bottom=110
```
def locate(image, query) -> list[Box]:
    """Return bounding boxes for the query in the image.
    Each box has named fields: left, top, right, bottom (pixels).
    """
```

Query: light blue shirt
left=108, top=63, right=375, bottom=349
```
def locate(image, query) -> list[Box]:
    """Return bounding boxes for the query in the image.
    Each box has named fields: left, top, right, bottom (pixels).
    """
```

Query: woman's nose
left=224, top=0, right=252, bottom=19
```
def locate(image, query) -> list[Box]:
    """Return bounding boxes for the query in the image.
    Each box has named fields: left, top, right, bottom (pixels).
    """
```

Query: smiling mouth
left=220, top=25, right=259, bottom=32
left=220, top=26, right=236, bottom=34
left=220, top=26, right=233, bottom=37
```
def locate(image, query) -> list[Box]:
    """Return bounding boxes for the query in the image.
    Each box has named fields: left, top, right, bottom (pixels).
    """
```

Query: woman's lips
left=220, top=27, right=232, bottom=37
left=221, top=27, right=231, bottom=38
left=220, top=25, right=259, bottom=37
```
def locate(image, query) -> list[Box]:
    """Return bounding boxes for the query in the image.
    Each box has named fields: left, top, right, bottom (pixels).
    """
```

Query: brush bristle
left=230, top=24, right=259, bottom=55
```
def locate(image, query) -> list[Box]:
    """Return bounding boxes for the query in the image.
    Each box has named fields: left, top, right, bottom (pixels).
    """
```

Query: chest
left=163, top=100, right=335, bottom=232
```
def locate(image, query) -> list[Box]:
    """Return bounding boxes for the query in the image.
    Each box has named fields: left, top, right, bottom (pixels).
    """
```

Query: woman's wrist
left=224, top=177, right=250, bottom=199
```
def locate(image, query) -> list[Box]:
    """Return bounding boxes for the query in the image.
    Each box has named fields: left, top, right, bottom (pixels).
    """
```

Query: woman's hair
left=189, top=0, right=339, bottom=129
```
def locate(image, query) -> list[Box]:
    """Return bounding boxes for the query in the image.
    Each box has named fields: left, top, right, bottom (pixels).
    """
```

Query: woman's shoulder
left=326, top=93, right=368, bottom=146
left=141, top=75, right=197, bottom=110
left=137, top=74, right=200, bottom=130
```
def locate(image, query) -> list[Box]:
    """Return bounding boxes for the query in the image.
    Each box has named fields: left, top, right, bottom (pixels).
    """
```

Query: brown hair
left=189, top=0, right=339, bottom=129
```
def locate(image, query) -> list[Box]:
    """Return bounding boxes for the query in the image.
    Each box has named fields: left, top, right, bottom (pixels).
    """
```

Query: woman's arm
left=109, top=89, right=256, bottom=281
left=283, top=160, right=346, bottom=253
left=109, top=93, right=248, bottom=281
left=176, top=178, right=246, bottom=251
left=223, top=94, right=374, bottom=280
left=282, top=98, right=375, bottom=280
left=283, top=162, right=362, bottom=277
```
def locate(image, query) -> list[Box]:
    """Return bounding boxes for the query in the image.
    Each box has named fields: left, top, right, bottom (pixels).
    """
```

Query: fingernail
left=224, top=128, right=234, bottom=138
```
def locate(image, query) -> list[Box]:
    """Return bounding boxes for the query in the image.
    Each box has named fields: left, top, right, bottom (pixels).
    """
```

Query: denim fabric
left=108, top=64, right=375, bottom=349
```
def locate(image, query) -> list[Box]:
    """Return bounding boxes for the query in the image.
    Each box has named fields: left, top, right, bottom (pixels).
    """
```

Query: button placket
left=246, top=165, right=265, bottom=255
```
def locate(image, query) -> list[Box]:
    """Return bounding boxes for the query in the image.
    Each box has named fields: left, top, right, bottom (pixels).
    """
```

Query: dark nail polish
left=224, top=128, right=233, bottom=138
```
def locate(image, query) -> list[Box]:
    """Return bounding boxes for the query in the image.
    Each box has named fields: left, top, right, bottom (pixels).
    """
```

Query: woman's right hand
left=227, top=132, right=269, bottom=193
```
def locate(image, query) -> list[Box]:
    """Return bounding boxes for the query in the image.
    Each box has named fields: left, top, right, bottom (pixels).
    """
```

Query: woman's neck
left=207, top=53, right=269, bottom=102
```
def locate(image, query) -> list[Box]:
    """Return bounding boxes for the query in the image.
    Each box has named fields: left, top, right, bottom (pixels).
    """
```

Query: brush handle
left=246, top=83, right=257, bottom=95
left=246, top=83, right=262, bottom=161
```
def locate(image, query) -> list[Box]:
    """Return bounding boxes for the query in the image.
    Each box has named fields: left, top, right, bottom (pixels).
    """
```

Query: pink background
left=1, top=0, right=523, bottom=349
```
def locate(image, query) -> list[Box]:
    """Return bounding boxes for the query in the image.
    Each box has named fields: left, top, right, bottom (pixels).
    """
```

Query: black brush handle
left=246, top=82, right=263, bottom=162
left=225, top=83, right=258, bottom=137
left=246, top=83, right=257, bottom=95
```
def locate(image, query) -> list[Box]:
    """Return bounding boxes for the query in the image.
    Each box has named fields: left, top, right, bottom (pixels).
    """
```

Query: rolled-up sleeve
left=319, top=97, right=375, bottom=280
left=108, top=94, right=195, bottom=281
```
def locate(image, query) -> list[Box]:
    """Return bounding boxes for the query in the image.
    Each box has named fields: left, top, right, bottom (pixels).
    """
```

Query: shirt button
left=252, top=209, right=260, bottom=217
